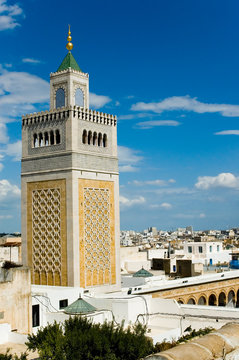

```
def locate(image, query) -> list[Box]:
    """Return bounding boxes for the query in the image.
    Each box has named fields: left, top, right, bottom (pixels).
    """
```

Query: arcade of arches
left=150, top=278, right=239, bottom=307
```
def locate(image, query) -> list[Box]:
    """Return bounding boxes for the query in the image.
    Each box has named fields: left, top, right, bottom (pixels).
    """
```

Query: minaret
left=21, top=28, right=120, bottom=292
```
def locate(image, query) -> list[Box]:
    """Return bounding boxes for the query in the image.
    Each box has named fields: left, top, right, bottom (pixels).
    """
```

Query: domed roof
left=133, top=267, right=153, bottom=277
left=63, top=297, right=97, bottom=315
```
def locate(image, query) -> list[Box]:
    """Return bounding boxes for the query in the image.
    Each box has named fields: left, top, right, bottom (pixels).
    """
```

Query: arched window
left=88, top=131, right=92, bottom=145
left=50, top=130, right=55, bottom=145
left=177, top=299, right=184, bottom=304
left=198, top=296, right=206, bottom=306
left=103, top=134, right=107, bottom=147
left=39, top=133, right=43, bottom=147
left=228, top=290, right=235, bottom=307
left=218, top=292, right=226, bottom=307
left=209, top=294, right=217, bottom=306
left=55, top=130, right=61, bottom=144
left=33, top=133, right=38, bottom=147
left=93, top=132, right=97, bottom=145
left=75, top=88, right=84, bottom=107
left=44, top=132, right=49, bottom=146
left=98, top=133, right=102, bottom=147
left=56, top=88, right=65, bottom=108
left=82, top=130, right=87, bottom=144
left=187, top=298, right=195, bottom=305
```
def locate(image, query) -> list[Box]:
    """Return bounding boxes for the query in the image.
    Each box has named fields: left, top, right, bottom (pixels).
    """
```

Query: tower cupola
left=50, top=27, right=89, bottom=110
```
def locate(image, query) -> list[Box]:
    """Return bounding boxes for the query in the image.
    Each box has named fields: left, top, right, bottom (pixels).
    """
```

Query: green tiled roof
left=57, top=52, right=81, bottom=72
left=133, top=267, right=153, bottom=278
left=63, top=298, right=97, bottom=315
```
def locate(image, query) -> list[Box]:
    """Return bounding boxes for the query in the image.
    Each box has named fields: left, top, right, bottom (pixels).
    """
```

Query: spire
left=66, top=25, right=73, bottom=52
left=56, top=26, right=82, bottom=72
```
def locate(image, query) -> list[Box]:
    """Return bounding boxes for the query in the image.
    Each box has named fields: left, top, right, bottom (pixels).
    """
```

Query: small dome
left=63, top=297, right=97, bottom=315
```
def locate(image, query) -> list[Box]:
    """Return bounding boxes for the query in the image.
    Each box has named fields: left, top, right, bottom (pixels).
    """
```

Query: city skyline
left=1, top=0, right=239, bottom=231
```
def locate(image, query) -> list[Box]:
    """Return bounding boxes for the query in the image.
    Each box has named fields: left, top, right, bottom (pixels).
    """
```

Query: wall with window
left=32, top=129, right=61, bottom=148
left=184, top=241, right=230, bottom=265
left=82, top=130, right=108, bottom=148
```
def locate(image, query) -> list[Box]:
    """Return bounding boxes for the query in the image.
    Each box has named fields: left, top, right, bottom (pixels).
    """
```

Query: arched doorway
left=187, top=298, right=196, bottom=305
left=209, top=294, right=217, bottom=306
left=218, top=292, right=226, bottom=306
left=198, top=296, right=206, bottom=306
left=228, top=290, right=236, bottom=307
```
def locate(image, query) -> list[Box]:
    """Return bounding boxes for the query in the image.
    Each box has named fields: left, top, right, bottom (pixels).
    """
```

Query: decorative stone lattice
left=83, top=187, right=111, bottom=283
left=32, top=187, right=62, bottom=283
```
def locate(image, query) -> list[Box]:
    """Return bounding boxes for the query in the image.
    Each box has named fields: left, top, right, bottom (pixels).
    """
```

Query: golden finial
left=66, top=25, right=73, bottom=52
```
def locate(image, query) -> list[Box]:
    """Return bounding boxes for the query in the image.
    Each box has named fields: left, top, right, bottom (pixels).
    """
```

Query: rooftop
left=57, top=52, right=81, bottom=72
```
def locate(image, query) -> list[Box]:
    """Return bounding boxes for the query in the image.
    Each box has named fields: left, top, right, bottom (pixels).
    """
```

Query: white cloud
left=149, top=204, right=160, bottom=209
left=22, top=58, right=42, bottom=64
left=1, top=140, right=21, bottom=161
left=136, top=120, right=180, bottom=129
left=0, top=123, right=9, bottom=143
left=118, top=145, right=143, bottom=173
left=173, top=213, right=206, bottom=219
left=0, top=69, right=49, bottom=107
left=119, top=165, right=138, bottom=173
left=119, top=195, right=145, bottom=207
left=160, top=202, right=172, bottom=209
left=195, top=172, right=239, bottom=190
left=214, top=130, right=239, bottom=135
left=129, top=179, right=175, bottom=186
left=0, top=68, right=49, bottom=126
left=89, top=93, right=111, bottom=109
left=0, top=163, right=3, bottom=172
left=131, top=95, right=239, bottom=117
left=0, top=179, right=20, bottom=200
left=0, top=214, right=12, bottom=219
left=0, top=0, right=23, bottom=31
left=153, top=187, right=195, bottom=195
left=118, top=113, right=153, bottom=120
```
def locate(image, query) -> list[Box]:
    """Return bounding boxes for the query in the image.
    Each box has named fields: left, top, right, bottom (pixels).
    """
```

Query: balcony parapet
left=22, top=106, right=117, bottom=127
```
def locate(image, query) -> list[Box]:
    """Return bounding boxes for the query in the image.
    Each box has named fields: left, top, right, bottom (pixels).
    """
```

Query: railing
left=22, top=106, right=117, bottom=127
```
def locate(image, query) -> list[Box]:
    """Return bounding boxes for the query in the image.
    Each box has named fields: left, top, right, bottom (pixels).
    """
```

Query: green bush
left=0, top=350, right=27, bottom=360
left=26, top=316, right=154, bottom=360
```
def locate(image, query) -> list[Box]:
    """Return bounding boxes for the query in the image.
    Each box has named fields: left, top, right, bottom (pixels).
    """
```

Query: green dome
left=64, top=297, right=97, bottom=315
left=57, top=52, right=81, bottom=72
left=133, top=267, right=153, bottom=278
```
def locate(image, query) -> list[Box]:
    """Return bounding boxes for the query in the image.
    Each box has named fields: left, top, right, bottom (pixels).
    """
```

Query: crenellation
left=50, top=67, right=89, bottom=78
left=22, top=106, right=117, bottom=128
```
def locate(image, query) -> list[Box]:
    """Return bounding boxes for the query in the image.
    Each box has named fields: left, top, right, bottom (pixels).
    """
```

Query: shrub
left=26, top=317, right=154, bottom=360
left=0, top=350, right=27, bottom=360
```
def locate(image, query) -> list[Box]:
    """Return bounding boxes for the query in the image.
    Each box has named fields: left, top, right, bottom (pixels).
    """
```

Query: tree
left=26, top=316, right=154, bottom=360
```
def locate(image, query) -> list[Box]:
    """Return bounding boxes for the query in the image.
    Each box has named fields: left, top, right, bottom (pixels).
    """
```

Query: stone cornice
left=22, top=106, right=117, bottom=127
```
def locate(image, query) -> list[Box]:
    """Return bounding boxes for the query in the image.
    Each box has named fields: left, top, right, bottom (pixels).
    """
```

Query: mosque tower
left=21, top=28, right=120, bottom=292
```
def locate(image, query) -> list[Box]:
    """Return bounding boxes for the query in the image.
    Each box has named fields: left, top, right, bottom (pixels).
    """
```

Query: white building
left=184, top=241, right=230, bottom=265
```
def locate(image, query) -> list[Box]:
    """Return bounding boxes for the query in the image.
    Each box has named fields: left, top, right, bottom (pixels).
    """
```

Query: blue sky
left=1, top=0, right=239, bottom=232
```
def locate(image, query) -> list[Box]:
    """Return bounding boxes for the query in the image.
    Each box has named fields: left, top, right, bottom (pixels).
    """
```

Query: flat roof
left=129, top=269, right=239, bottom=295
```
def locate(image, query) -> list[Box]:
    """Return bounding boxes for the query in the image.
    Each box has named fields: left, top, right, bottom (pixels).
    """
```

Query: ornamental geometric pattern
left=84, top=187, right=111, bottom=281
left=32, top=188, right=62, bottom=281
